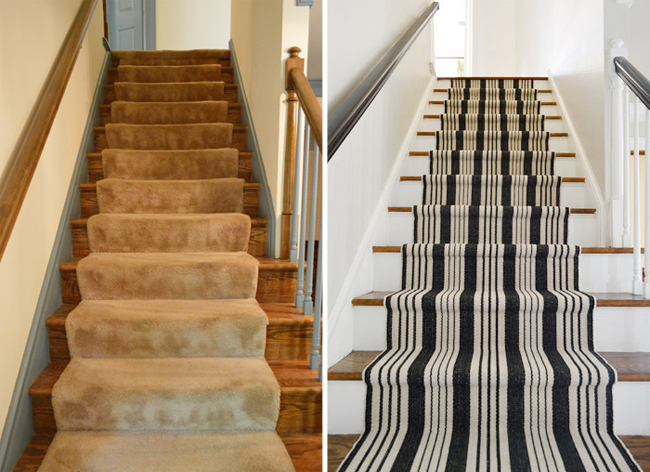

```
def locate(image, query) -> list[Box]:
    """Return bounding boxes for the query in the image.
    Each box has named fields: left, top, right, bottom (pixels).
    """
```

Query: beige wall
left=156, top=0, right=231, bottom=50
left=0, top=0, right=105, bottom=434
left=231, top=0, right=310, bottom=255
left=307, top=0, right=322, bottom=78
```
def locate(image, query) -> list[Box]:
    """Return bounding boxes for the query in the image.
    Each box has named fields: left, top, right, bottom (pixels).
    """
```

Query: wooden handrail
left=0, top=0, right=99, bottom=262
left=290, top=68, right=323, bottom=150
left=280, top=47, right=322, bottom=259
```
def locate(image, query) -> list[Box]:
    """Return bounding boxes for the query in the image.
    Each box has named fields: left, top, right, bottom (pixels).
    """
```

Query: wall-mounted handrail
left=0, top=0, right=99, bottom=262
left=614, top=56, right=650, bottom=111
left=327, top=1, right=439, bottom=160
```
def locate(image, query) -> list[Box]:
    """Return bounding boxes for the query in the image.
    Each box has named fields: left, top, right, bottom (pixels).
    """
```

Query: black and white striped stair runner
left=339, top=78, right=640, bottom=471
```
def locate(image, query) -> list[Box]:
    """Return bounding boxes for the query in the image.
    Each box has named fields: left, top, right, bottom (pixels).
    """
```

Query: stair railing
left=282, top=47, right=323, bottom=372
left=0, top=0, right=99, bottom=263
left=610, top=47, right=650, bottom=297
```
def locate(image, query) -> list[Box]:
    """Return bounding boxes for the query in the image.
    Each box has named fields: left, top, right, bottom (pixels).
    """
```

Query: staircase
left=328, top=77, right=650, bottom=470
left=12, top=49, right=321, bottom=471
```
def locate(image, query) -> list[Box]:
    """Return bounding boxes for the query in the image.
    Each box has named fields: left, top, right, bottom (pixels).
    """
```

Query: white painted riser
left=435, top=80, right=550, bottom=89
left=420, top=119, right=565, bottom=133
left=329, top=380, right=650, bottom=435
left=373, top=252, right=634, bottom=294
left=385, top=212, right=598, bottom=247
left=353, top=305, right=650, bottom=353
left=390, top=180, right=588, bottom=208
left=401, top=155, right=579, bottom=177
left=410, top=135, right=572, bottom=153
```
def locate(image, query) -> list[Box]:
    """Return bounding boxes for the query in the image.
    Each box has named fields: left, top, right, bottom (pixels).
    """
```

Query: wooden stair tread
left=429, top=101, right=558, bottom=106
left=371, top=246, right=642, bottom=254
left=409, top=151, right=576, bottom=158
left=70, top=216, right=268, bottom=227
left=328, top=351, right=650, bottom=382
left=352, top=291, right=650, bottom=307
left=387, top=207, right=596, bottom=214
left=13, top=433, right=322, bottom=472
left=46, top=302, right=313, bottom=329
left=79, top=181, right=260, bottom=190
left=94, top=124, right=247, bottom=133
left=434, top=88, right=552, bottom=93
left=437, top=76, right=549, bottom=80
left=399, top=175, right=584, bottom=182
left=60, top=255, right=296, bottom=270
left=424, top=114, right=562, bottom=120
left=327, top=434, right=650, bottom=472
left=87, top=151, right=253, bottom=158
left=417, top=131, right=569, bottom=137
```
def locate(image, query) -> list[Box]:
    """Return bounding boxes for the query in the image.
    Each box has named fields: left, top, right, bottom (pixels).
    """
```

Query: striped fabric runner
left=339, top=77, right=640, bottom=471
left=439, top=114, right=545, bottom=131
left=430, top=150, right=555, bottom=175
left=450, top=78, right=535, bottom=89
left=444, top=100, right=541, bottom=115
left=422, top=175, right=561, bottom=206
left=447, top=88, right=538, bottom=101
left=435, top=131, right=550, bottom=151
left=413, top=205, right=569, bottom=244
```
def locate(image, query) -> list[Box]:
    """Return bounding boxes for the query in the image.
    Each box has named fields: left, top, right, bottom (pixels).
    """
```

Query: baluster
left=633, top=98, right=642, bottom=294
left=295, top=125, right=311, bottom=308
left=310, top=214, right=323, bottom=372
left=289, top=110, right=304, bottom=262
left=645, top=107, right=650, bottom=298
left=609, top=73, right=625, bottom=247
left=623, top=87, right=632, bottom=247
left=303, top=141, right=320, bottom=315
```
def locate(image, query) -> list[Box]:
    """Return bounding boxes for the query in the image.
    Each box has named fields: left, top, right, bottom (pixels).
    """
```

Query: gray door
left=108, top=0, right=144, bottom=50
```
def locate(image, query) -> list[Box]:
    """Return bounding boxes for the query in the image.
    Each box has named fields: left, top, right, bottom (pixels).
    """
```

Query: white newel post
left=608, top=39, right=628, bottom=247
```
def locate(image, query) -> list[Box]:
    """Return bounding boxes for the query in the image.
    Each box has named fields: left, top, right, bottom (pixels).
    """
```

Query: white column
left=609, top=39, right=628, bottom=247
left=644, top=107, right=650, bottom=298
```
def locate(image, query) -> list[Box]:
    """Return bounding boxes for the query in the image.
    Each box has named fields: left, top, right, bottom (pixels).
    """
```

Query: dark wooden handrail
left=328, top=2, right=439, bottom=160
left=0, top=0, right=99, bottom=261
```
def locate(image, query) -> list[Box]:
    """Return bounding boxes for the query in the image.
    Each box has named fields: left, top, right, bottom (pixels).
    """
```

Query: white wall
left=231, top=0, right=310, bottom=255
left=328, top=0, right=434, bottom=364
left=156, top=0, right=231, bottom=50
left=0, top=0, right=105, bottom=435
left=471, top=0, right=517, bottom=76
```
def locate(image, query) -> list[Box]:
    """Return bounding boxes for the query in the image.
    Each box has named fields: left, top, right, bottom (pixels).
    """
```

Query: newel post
left=281, top=47, right=305, bottom=259
left=608, top=38, right=628, bottom=247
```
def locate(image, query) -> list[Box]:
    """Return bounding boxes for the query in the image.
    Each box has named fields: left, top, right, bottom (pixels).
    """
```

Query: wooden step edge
left=408, top=151, right=576, bottom=157
left=46, top=301, right=313, bottom=329
left=398, top=175, right=585, bottom=182
left=437, top=76, right=549, bottom=81
left=433, top=88, right=552, bottom=93
left=428, top=100, right=559, bottom=106
left=327, top=350, right=650, bottom=382
left=79, top=182, right=260, bottom=190
left=327, top=434, right=650, bottom=471
left=386, top=207, right=596, bottom=214
left=87, top=150, right=253, bottom=158
left=415, top=131, right=569, bottom=137
left=60, top=256, right=298, bottom=272
left=351, top=291, right=650, bottom=307
left=94, top=124, right=248, bottom=132
left=371, top=246, right=642, bottom=254
left=70, top=216, right=268, bottom=227
left=423, top=114, right=562, bottom=120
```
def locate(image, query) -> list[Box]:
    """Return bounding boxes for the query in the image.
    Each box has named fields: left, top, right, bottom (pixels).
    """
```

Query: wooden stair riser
left=59, top=259, right=297, bottom=305
left=45, top=305, right=313, bottom=363
left=70, top=217, right=267, bottom=258
left=110, top=57, right=231, bottom=68
left=29, top=366, right=321, bottom=438
left=107, top=66, right=234, bottom=85
left=79, top=183, right=259, bottom=218
left=99, top=103, right=243, bottom=126
left=86, top=151, right=252, bottom=183
left=103, top=83, right=239, bottom=104
left=94, top=125, right=247, bottom=153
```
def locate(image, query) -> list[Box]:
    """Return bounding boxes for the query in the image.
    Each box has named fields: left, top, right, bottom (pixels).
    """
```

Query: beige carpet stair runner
left=37, top=49, right=295, bottom=471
